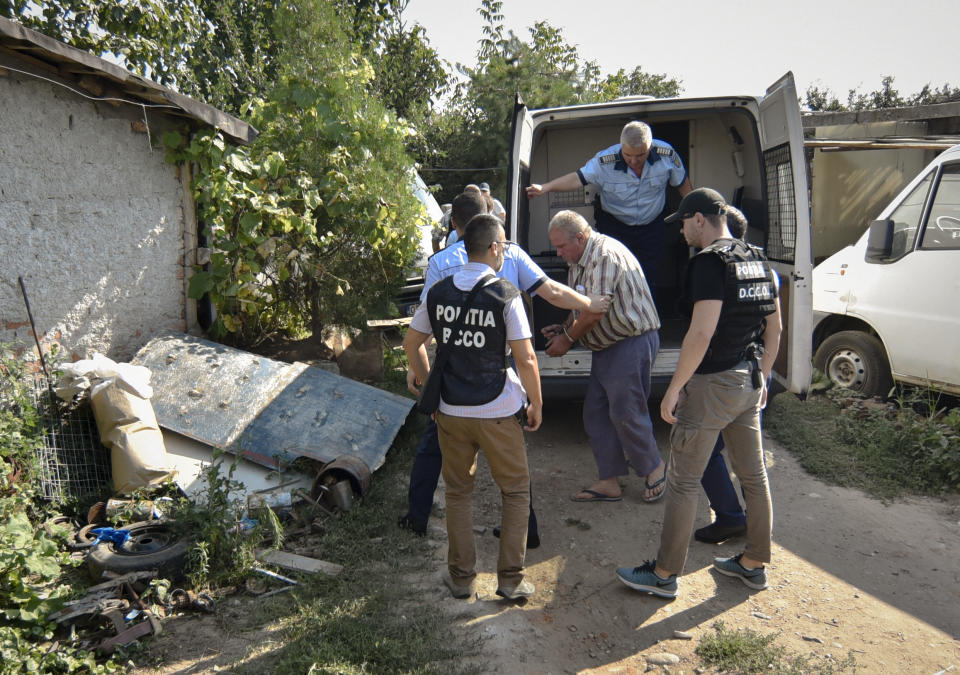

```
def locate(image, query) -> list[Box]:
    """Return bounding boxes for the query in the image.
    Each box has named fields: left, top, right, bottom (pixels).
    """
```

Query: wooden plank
left=803, top=101, right=960, bottom=128
left=366, top=317, right=412, bottom=328
left=805, top=139, right=959, bottom=151
left=256, top=549, right=343, bottom=577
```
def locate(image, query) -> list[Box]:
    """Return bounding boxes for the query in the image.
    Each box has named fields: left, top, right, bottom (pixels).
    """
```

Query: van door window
left=887, top=171, right=934, bottom=259
left=920, top=164, right=960, bottom=250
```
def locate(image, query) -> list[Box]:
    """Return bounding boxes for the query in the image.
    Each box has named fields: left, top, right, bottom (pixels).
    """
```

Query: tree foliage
left=166, top=2, right=424, bottom=343
left=421, top=0, right=683, bottom=201
left=5, top=0, right=435, bottom=343
left=597, top=66, right=683, bottom=101
left=1, top=0, right=278, bottom=115
left=805, top=75, right=960, bottom=111
left=335, top=0, right=448, bottom=123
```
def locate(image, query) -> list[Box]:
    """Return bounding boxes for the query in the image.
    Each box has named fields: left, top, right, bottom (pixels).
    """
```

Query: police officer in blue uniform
left=526, top=121, right=692, bottom=289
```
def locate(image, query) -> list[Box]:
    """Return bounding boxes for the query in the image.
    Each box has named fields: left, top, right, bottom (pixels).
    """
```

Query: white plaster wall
left=0, top=66, right=189, bottom=361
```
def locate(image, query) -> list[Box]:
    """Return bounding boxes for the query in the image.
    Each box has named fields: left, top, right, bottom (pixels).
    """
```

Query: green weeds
left=696, top=621, right=857, bottom=674
left=766, top=383, right=960, bottom=500
left=214, top=416, right=480, bottom=674
left=0, top=345, right=121, bottom=673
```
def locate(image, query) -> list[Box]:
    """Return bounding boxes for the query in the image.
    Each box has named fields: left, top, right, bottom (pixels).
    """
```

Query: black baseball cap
left=479, top=182, right=491, bottom=192
left=664, top=188, right=727, bottom=223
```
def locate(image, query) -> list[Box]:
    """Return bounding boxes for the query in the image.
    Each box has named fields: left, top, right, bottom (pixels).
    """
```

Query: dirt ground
left=144, top=397, right=960, bottom=674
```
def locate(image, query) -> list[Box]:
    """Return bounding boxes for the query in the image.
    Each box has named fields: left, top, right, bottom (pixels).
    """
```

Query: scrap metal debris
left=132, top=332, right=413, bottom=472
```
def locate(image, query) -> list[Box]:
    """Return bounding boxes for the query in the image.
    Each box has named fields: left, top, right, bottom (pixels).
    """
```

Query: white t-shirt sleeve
left=410, top=300, right=432, bottom=334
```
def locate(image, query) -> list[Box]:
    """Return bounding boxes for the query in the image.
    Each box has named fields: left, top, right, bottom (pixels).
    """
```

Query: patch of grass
left=766, top=384, right=960, bottom=500
left=216, top=415, right=481, bottom=674
left=696, top=621, right=856, bottom=674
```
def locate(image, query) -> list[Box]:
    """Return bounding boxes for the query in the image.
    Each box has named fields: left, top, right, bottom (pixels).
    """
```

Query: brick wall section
left=0, top=65, right=190, bottom=361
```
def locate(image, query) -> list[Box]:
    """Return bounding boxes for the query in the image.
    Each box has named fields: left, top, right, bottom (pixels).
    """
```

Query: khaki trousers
left=656, top=364, right=773, bottom=574
left=436, top=411, right=530, bottom=587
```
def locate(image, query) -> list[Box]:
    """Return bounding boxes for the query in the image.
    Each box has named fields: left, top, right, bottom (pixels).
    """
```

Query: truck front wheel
left=813, top=330, right=893, bottom=397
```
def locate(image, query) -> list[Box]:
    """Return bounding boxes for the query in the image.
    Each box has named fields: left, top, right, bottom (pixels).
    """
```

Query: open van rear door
left=758, top=72, right=813, bottom=396
left=507, top=94, right=534, bottom=245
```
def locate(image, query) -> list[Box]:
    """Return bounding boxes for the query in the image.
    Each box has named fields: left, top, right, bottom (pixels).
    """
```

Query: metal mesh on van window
left=763, top=144, right=797, bottom=263
left=549, top=187, right=589, bottom=209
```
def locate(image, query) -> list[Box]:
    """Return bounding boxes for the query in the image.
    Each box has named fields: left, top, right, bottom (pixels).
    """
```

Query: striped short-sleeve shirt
left=568, top=233, right=660, bottom=351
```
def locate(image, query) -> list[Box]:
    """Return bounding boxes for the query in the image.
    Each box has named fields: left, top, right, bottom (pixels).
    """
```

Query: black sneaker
left=397, top=513, right=426, bottom=536
left=492, top=526, right=540, bottom=550
left=694, top=521, right=747, bottom=544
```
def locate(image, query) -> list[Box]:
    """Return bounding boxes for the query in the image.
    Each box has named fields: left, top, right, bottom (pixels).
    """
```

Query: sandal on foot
left=570, top=488, right=622, bottom=503
left=642, top=475, right=666, bottom=503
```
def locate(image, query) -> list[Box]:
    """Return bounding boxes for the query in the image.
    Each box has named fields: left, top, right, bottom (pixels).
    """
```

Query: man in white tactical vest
left=403, top=215, right=543, bottom=600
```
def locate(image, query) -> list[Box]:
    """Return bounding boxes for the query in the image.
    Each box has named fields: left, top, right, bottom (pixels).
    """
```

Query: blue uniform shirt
left=420, top=240, right=547, bottom=304
left=577, top=139, right=687, bottom=226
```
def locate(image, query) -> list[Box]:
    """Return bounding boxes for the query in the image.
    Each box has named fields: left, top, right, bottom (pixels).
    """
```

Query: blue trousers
left=583, top=331, right=662, bottom=479
left=406, top=418, right=539, bottom=536
left=595, top=210, right=666, bottom=288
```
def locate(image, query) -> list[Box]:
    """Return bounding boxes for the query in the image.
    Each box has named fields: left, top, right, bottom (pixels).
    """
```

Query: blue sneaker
left=615, top=560, right=677, bottom=598
left=713, top=553, right=768, bottom=590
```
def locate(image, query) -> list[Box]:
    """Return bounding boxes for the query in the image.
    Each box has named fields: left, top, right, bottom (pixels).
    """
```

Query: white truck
left=507, top=73, right=813, bottom=398
left=812, top=144, right=960, bottom=397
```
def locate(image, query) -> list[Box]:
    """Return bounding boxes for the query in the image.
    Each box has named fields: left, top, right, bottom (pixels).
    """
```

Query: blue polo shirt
left=420, top=240, right=547, bottom=304
left=577, top=139, right=687, bottom=226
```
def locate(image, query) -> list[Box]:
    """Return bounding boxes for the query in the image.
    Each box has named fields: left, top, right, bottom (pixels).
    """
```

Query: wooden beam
left=805, top=139, right=958, bottom=151
left=803, top=101, right=960, bottom=128
left=256, top=549, right=344, bottom=577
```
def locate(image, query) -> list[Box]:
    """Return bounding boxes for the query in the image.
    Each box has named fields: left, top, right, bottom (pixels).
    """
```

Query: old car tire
left=87, top=521, right=189, bottom=579
left=814, top=330, right=893, bottom=397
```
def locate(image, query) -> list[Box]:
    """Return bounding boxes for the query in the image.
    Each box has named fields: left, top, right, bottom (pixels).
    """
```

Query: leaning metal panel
left=132, top=332, right=307, bottom=449
left=236, top=366, right=413, bottom=472
left=134, top=332, right=414, bottom=471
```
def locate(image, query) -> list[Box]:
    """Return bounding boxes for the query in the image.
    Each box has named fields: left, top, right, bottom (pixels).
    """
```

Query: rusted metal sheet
left=133, top=332, right=413, bottom=470
left=133, top=332, right=306, bottom=450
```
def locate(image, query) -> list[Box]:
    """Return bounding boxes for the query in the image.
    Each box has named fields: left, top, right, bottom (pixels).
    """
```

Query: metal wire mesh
left=763, top=143, right=798, bottom=263
left=30, top=377, right=112, bottom=502
left=549, top=187, right=588, bottom=209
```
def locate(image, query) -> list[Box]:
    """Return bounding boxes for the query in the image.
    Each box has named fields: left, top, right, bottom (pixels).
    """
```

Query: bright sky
left=402, top=0, right=958, bottom=102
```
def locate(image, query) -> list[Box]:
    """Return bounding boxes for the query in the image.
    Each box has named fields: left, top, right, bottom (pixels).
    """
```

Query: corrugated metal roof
left=0, top=16, right=257, bottom=145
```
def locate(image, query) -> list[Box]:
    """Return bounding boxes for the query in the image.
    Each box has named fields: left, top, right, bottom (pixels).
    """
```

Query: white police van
left=507, top=72, right=813, bottom=397
left=812, top=143, right=960, bottom=397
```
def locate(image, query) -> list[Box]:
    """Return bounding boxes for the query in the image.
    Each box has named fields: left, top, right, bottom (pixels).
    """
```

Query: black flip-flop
left=642, top=475, right=666, bottom=503
left=570, top=488, right=622, bottom=503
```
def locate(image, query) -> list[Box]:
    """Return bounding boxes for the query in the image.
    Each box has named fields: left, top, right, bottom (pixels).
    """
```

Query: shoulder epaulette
left=599, top=152, right=621, bottom=165
left=655, top=146, right=674, bottom=157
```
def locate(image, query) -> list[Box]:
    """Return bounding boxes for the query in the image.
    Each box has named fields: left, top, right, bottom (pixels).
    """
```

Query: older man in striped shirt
left=544, top=210, right=665, bottom=503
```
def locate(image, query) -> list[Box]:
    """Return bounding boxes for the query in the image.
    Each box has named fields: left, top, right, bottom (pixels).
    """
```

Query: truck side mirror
left=865, top=219, right=894, bottom=263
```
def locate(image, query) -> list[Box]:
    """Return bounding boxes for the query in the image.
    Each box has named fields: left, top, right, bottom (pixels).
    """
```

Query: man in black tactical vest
left=403, top=215, right=543, bottom=601
left=615, top=188, right=783, bottom=599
